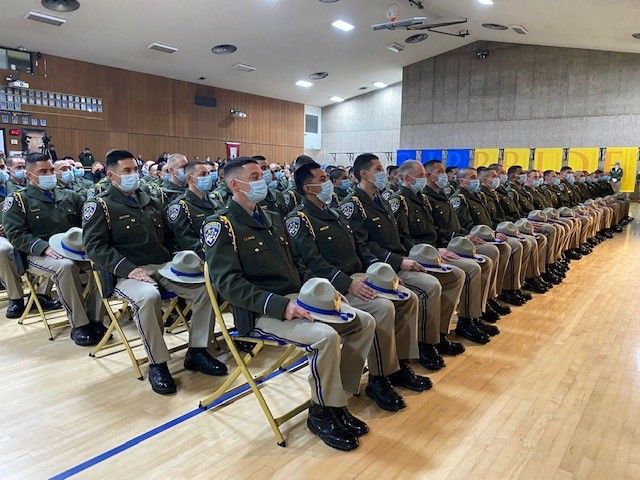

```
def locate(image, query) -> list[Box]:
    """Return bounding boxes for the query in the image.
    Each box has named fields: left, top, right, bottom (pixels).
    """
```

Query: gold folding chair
left=163, top=297, right=191, bottom=334
left=17, top=272, right=69, bottom=341
left=199, top=263, right=309, bottom=447
left=89, top=270, right=189, bottom=380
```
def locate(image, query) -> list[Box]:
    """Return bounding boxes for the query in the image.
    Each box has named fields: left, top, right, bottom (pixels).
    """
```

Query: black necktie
left=374, top=195, right=384, bottom=209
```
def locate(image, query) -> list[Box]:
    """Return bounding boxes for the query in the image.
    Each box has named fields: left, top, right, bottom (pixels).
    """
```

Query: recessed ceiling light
left=477, top=0, right=494, bottom=5
left=482, top=23, right=508, bottom=30
left=233, top=63, right=256, bottom=72
left=633, top=33, right=640, bottom=39
left=330, top=96, right=345, bottom=102
left=387, top=42, right=405, bottom=53
left=309, top=72, right=329, bottom=80
left=296, top=80, right=314, bottom=88
left=373, top=82, right=387, bottom=89
left=405, top=33, right=428, bottom=43
left=41, top=0, right=79, bottom=12
left=332, top=19, right=354, bottom=32
left=211, top=44, right=237, bottom=54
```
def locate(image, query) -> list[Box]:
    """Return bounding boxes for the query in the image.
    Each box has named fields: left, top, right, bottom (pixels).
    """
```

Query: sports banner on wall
left=502, top=148, right=531, bottom=170
left=533, top=148, right=563, bottom=171
left=567, top=148, right=600, bottom=173
left=603, top=147, right=639, bottom=193
left=474, top=148, right=499, bottom=168
left=396, top=149, right=418, bottom=166
left=446, top=149, right=471, bottom=169
left=421, top=149, right=443, bottom=163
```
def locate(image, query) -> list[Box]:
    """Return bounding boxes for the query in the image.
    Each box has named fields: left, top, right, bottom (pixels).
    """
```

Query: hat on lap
left=558, top=207, right=575, bottom=218
left=447, top=237, right=486, bottom=263
left=470, top=224, right=505, bottom=244
left=528, top=210, right=548, bottom=222
left=289, top=278, right=357, bottom=323
left=515, top=219, right=534, bottom=236
left=49, top=227, right=88, bottom=261
left=407, top=244, right=454, bottom=274
left=543, top=207, right=560, bottom=220
left=352, top=262, right=412, bottom=301
left=496, top=221, right=525, bottom=239
left=158, top=251, right=205, bottom=284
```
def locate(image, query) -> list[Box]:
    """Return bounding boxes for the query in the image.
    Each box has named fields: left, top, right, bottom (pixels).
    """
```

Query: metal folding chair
left=89, top=270, right=189, bottom=380
left=17, top=272, right=69, bottom=341
left=199, top=262, right=309, bottom=447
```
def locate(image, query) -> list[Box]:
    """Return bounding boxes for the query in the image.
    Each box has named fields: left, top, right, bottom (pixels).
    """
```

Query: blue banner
left=396, top=150, right=418, bottom=166
left=446, top=149, right=471, bottom=169
left=420, top=149, right=444, bottom=162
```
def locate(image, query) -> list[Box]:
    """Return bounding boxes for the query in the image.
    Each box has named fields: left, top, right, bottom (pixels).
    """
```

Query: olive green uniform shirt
left=166, top=189, right=218, bottom=255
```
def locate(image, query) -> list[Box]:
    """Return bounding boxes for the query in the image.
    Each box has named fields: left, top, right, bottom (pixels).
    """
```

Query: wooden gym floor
left=1, top=204, right=639, bottom=480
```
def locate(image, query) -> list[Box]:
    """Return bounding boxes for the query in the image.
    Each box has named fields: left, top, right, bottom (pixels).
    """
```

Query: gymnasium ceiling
left=1, top=0, right=640, bottom=107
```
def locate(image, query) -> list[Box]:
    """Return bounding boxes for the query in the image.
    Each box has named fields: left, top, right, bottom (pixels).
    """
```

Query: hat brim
left=48, top=233, right=88, bottom=262
left=286, top=294, right=357, bottom=323
left=451, top=252, right=486, bottom=263
left=157, top=264, right=205, bottom=284
left=419, top=263, right=455, bottom=274
left=350, top=273, right=412, bottom=301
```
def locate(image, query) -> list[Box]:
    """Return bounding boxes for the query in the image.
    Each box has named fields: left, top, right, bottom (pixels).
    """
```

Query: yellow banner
left=474, top=148, right=500, bottom=168
left=568, top=148, right=600, bottom=173
left=533, top=148, right=563, bottom=172
left=604, top=147, right=639, bottom=193
left=502, top=148, right=530, bottom=170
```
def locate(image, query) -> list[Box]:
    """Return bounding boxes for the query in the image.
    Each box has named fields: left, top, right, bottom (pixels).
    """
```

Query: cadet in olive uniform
left=160, top=153, right=188, bottom=205
left=3, top=152, right=103, bottom=345
left=210, top=167, right=232, bottom=208
left=393, top=161, right=497, bottom=335
left=330, top=168, right=352, bottom=201
left=203, top=157, right=375, bottom=451
left=83, top=150, right=226, bottom=395
left=6, top=155, right=28, bottom=193
left=254, top=156, right=289, bottom=216
left=165, top=161, right=218, bottom=256
left=339, top=154, right=463, bottom=367
left=72, top=161, right=95, bottom=190
left=287, top=162, right=428, bottom=412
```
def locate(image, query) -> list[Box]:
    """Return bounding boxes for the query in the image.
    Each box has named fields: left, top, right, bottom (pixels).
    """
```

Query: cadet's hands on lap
left=400, top=258, right=425, bottom=272
left=284, top=301, right=314, bottom=321
left=128, top=267, right=156, bottom=284
left=439, top=248, right=460, bottom=261
left=467, top=235, right=485, bottom=245
left=45, top=247, right=63, bottom=259
left=496, top=233, right=508, bottom=241
left=348, top=279, right=376, bottom=301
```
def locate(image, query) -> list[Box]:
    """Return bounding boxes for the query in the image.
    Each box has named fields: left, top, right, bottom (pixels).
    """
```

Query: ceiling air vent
left=309, top=72, right=329, bottom=80
left=233, top=63, right=256, bottom=72
left=511, top=25, right=528, bottom=35
left=147, top=42, right=178, bottom=54
left=24, top=10, right=66, bottom=26
left=41, top=0, right=80, bottom=12
left=405, top=33, right=428, bottom=43
left=482, top=23, right=508, bottom=30
left=212, top=44, right=237, bottom=54
left=387, top=42, right=405, bottom=53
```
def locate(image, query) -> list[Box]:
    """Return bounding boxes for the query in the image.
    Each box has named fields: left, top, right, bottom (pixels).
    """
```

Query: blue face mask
left=242, top=179, right=268, bottom=204
left=468, top=179, right=481, bottom=193
left=566, top=174, right=575, bottom=184
left=162, top=173, right=171, bottom=182
left=141, top=167, right=149, bottom=177
left=176, top=168, right=186, bottom=183
left=262, top=170, right=273, bottom=183
left=210, top=171, right=218, bottom=183
left=552, top=178, right=561, bottom=186
left=518, top=174, right=528, bottom=185
left=38, top=174, right=57, bottom=191
left=409, top=177, right=427, bottom=193
left=73, top=167, right=84, bottom=178
left=116, top=173, right=140, bottom=193
left=314, top=180, right=335, bottom=205
left=60, top=170, right=74, bottom=185
left=500, top=174, right=508, bottom=186
left=369, top=171, right=388, bottom=191
left=435, top=173, right=449, bottom=189
left=0, top=169, right=9, bottom=183
left=196, top=175, right=213, bottom=193
left=340, top=179, right=352, bottom=190
left=14, top=169, right=27, bottom=181
left=275, top=171, right=285, bottom=181
left=489, top=178, right=500, bottom=190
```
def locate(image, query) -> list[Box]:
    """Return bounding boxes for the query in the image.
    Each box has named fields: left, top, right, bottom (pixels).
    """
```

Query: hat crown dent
left=409, top=244, right=440, bottom=265
left=366, top=262, right=400, bottom=291
left=471, top=224, right=496, bottom=241
left=447, top=236, right=477, bottom=257
left=299, top=278, right=340, bottom=311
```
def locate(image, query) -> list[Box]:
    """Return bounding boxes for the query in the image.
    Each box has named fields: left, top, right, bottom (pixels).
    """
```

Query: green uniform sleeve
left=392, top=196, right=416, bottom=253
left=452, top=195, right=475, bottom=231
left=166, top=201, right=201, bottom=254
left=203, top=218, right=290, bottom=319
left=82, top=200, right=137, bottom=278
left=3, top=194, right=49, bottom=255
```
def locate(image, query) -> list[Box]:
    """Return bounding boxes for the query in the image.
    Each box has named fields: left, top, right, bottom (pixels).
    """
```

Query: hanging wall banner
left=603, top=147, right=639, bottom=193
left=446, top=149, right=471, bottom=169
left=533, top=148, right=563, bottom=172
left=474, top=148, right=500, bottom=168
left=567, top=147, right=599, bottom=173
left=502, top=148, right=531, bottom=170
left=396, top=150, right=417, bottom=166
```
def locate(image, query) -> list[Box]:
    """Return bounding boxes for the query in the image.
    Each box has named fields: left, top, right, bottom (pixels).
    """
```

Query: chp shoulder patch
left=340, top=202, right=355, bottom=219
left=450, top=196, right=462, bottom=210
left=82, top=201, right=97, bottom=221
left=381, top=190, right=393, bottom=201
left=286, top=216, right=301, bottom=237
left=389, top=197, right=401, bottom=214
left=203, top=221, right=222, bottom=247
left=167, top=203, right=181, bottom=222
left=2, top=196, right=13, bottom=213
left=283, top=193, right=291, bottom=208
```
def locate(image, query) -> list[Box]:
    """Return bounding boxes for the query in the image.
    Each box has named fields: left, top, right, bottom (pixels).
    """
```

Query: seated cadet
left=330, top=168, right=352, bottom=201
left=73, top=161, right=95, bottom=189
left=160, top=153, right=188, bottom=204
left=83, top=150, right=227, bottom=395
left=54, top=158, right=85, bottom=196
left=287, top=161, right=427, bottom=412
left=383, top=165, right=400, bottom=197
left=210, top=167, right=232, bottom=208
left=3, top=152, right=102, bottom=344
left=166, top=160, right=217, bottom=255
left=392, top=161, right=497, bottom=340
left=339, top=154, right=463, bottom=366
left=443, top=166, right=459, bottom=198
left=451, top=168, right=529, bottom=306
left=203, top=157, right=375, bottom=451
left=6, top=155, right=27, bottom=193
left=253, top=156, right=289, bottom=216
left=269, top=162, right=288, bottom=191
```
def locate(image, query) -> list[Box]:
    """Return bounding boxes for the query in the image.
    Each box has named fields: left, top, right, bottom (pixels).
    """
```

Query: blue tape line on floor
left=49, top=356, right=308, bottom=480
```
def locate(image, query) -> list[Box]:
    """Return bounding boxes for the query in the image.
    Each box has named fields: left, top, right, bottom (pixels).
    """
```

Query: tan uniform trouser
left=497, top=240, right=523, bottom=291
left=430, top=265, right=465, bottom=332
left=398, top=271, right=447, bottom=343
left=533, top=223, right=558, bottom=264
left=448, top=256, right=486, bottom=319
left=521, top=233, right=546, bottom=277
left=346, top=292, right=418, bottom=377
left=476, top=243, right=501, bottom=299
left=0, top=237, right=24, bottom=300
left=506, top=237, right=532, bottom=284
left=26, top=256, right=102, bottom=328
left=113, top=264, right=214, bottom=365
left=249, top=309, right=375, bottom=407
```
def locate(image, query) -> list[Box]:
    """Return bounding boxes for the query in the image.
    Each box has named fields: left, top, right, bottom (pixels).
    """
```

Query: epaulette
left=351, top=195, right=366, bottom=218
left=14, top=192, right=26, bottom=214
left=388, top=194, right=404, bottom=215
left=95, top=197, right=111, bottom=230
left=219, top=214, right=237, bottom=252
left=178, top=199, right=193, bottom=225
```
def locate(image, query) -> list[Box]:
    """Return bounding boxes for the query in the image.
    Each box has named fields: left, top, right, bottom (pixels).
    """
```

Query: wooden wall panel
left=1, top=54, right=304, bottom=163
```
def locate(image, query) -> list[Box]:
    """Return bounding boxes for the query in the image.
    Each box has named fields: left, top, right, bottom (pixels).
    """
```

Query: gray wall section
left=401, top=42, right=640, bottom=149
left=319, top=83, right=402, bottom=166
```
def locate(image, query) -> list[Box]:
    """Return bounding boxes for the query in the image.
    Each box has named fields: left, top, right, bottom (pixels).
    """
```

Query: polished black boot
left=488, top=298, right=511, bottom=316
left=436, top=335, right=465, bottom=356
left=499, top=290, right=525, bottom=306
left=70, top=324, right=100, bottom=346
left=184, top=348, right=228, bottom=376
left=542, top=271, right=561, bottom=285
left=417, top=343, right=445, bottom=371
left=37, top=295, right=62, bottom=311
left=455, top=317, right=490, bottom=344
left=481, top=304, right=501, bottom=323
left=522, top=279, right=547, bottom=294
left=5, top=299, right=26, bottom=319
left=389, top=360, right=432, bottom=391
left=333, top=407, right=369, bottom=437
left=365, top=375, right=406, bottom=412
left=516, top=289, right=533, bottom=301
left=474, top=318, right=499, bottom=336
left=148, top=362, right=177, bottom=395
left=307, top=404, right=359, bottom=451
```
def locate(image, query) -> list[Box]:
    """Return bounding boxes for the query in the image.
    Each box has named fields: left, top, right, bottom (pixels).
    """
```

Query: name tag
left=372, top=217, right=380, bottom=221
left=243, top=236, right=255, bottom=241
left=30, top=208, right=41, bottom=213
left=320, top=226, right=329, bottom=231
left=119, top=215, right=130, bottom=219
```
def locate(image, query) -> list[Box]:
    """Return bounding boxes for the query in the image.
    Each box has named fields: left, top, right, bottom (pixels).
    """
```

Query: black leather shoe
left=70, top=324, right=100, bottom=346
left=389, top=360, right=432, bottom=391
left=365, top=375, right=406, bottom=412
left=523, top=280, right=546, bottom=294
left=455, top=318, right=490, bottom=344
left=474, top=318, right=499, bottom=336
left=417, top=343, right=445, bottom=371
left=488, top=298, right=511, bottom=316
left=578, top=245, right=591, bottom=255
left=333, top=407, right=369, bottom=437
left=516, top=289, right=533, bottom=301
left=184, top=348, right=228, bottom=376
left=587, top=237, right=599, bottom=246
left=542, top=272, right=562, bottom=285
left=307, top=404, right=359, bottom=451
left=5, top=299, right=26, bottom=319
left=602, top=230, right=614, bottom=239
left=36, top=295, right=62, bottom=311
left=90, top=321, right=108, bottom=339
left=481, top=306, right=500, bottom=323
left=537, top=276, right=552, bottom=289
left=149, top=362, right=177, bottom=395
left=436, top=335, right=465, bottom=356
left=499, top=291, right=525, bottom=306
left=595, top=233, right=606, bottom=241
left=613, top=224, right=624, bottom=233
left=566, top=249, right=582, bottom=260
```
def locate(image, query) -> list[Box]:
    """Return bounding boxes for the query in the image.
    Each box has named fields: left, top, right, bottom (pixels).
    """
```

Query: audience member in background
left=444, top=166, right=459, bottom=197
left=160, top=153, right=188, bottom=204
left=383, top=166, right=400, bottom=198
left=6, top=155, right=27, bottom=192
left=79, top=147, right=95, bottom=169
left=253, top=156, right=289, bottom=216
left=53, top=159, right=84, bottom=196
left=210, top=164, right=232, bottom=207
left=270, top=162, right=288, bottom=191
left=73, top=161, right=94, bottom=189
left=330, top=168, right=352, bottom=201
left=610, top=162, right=623, bottom=193
left=84, top=161, right=105, bottom=184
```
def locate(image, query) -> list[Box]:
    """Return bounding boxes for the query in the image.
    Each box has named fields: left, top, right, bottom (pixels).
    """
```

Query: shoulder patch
left=2, top=196, right=13, bottom=213
left=167, top=203, right=181, bottom=222
left=340, top=202, right=355, bottom=219
left=82, top=201, right=97, bottom=221
left=283, top=193, right=291, bottom=207
left=286, top=216, right=301, bottom=237
left=87, top=187, right=96, bottom=199
left=389, top=197, right=401, bottom=214
left=450, top=196, right=461, bottom=210
left=203, top=221, right=222, bottom=247
left=381, top=190, right=393, bottom=201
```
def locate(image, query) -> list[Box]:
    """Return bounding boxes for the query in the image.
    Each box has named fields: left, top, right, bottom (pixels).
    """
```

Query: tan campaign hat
left=543, top=207, right=560, bottom=220
left=408, top=244, right=454, bottom=274
left=528, top=210, right=548, bottom=222
left=49, top=227, right=88, bottom=262
left=158, top=250, right=205, bottom=284
left=558, top=207, right=575, bottom=217
left=447, top=237, right=486, bottom=263
left=290, top=278, right=357, bottom=323
left=470, top=224, right=505, bottom=244
left=496, top=221, right=524, bottom=239
left=515, top=219, right=534, bottom=236
left=361, top=262, right=412, bottom=301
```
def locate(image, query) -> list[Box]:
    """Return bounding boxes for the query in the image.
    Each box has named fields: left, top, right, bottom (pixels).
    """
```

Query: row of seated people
left=0, top=151, right=632, bottom=452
